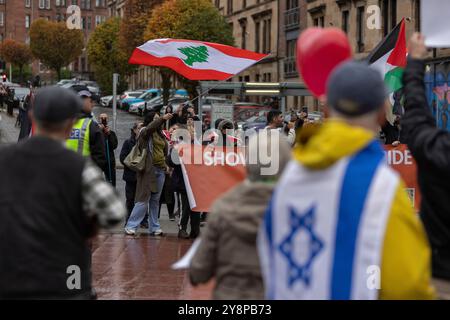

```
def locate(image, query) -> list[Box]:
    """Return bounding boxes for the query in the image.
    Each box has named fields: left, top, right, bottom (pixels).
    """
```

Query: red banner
left=384, top=144, right=420, bottom=209
left=179, top=144, right=420, bottom=212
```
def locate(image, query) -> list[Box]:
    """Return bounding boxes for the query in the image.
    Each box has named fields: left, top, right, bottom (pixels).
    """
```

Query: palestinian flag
left=367, top=19, right=407, bottom=93
left=129, top=39, right=268, bottom=81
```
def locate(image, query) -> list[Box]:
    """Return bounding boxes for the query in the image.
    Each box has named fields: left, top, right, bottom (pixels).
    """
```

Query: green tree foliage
left=29, top=19, right=84, bottom=80
left=0, top=39, right=33, bottom=84
left=144, top=0, right=234, bottom=105
left=87, top=17, right=130, bottom=95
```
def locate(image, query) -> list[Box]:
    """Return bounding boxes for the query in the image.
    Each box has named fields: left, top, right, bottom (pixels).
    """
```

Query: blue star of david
left=278, top=205, right=324, bottom=288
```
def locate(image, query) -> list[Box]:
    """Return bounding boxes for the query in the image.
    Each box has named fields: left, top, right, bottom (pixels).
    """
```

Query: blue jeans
left=125, top=167, right=166, bottom=233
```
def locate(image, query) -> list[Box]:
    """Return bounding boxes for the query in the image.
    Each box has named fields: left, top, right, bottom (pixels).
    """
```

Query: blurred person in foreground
left=189, top=130, right=291, bottom=299
left=0, top=87, right=126, bottom=299
left=402, top=33, right=450, bottom=299
left=258, top=61, right=435, bottom=300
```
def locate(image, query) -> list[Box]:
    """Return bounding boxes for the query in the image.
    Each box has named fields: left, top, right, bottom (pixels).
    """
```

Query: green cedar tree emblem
left=178, top=45, right=209, bottom=66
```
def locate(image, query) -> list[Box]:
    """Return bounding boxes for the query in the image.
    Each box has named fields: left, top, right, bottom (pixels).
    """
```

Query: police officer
left=0, top=86, right=126, bottom=299
left=66, top=88, right=107, bottom=171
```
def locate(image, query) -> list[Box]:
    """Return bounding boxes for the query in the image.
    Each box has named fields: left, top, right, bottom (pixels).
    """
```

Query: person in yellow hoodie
left=258, top=60, right=435, bottom=300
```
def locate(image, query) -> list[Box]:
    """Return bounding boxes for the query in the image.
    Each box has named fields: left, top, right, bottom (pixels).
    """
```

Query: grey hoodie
left=189, top=180, right=275, bottom=300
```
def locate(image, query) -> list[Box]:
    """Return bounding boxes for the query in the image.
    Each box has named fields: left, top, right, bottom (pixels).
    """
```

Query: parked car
left=233, top=103, right=269, bottom=123
left=122, top=89, right=161, bottom=111
left=100, top=95, right=114, bottom=108
left=241, top=114, right=267, bottom=132
left=118, top=90, right=145, bottom=110
left=56, top=79, right=75, bottom=87
left=61, top=83, right=101, bottom=104
left=142, top=96, right=190, bottom=117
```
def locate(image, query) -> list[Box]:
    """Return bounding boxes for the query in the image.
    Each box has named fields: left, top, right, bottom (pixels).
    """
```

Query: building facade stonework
left=0, top=0, right=109, bottom=82
left=214, top=0, right=280, bottom=85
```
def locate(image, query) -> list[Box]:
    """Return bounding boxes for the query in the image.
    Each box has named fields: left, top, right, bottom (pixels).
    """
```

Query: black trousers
left=125, top=181, right=137, bottom=221
left=104, top=167, right=116, bottom=187
left=180, top=192, right=200, bottom=238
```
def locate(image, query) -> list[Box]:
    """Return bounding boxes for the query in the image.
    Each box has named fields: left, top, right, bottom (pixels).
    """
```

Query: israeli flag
left=258, top=141, right=400, bottom=300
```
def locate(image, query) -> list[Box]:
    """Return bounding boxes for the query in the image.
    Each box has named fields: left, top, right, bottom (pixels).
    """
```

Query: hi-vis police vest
left=66, top=118, right=91, bottom=156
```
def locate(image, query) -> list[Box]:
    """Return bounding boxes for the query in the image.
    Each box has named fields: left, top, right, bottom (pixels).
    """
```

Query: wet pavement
left=92, top=233, right=213, bottom=300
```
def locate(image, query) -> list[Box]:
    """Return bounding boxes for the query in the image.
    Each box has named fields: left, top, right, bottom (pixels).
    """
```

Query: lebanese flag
left=129, top=39, right=268, bottom=81
left=367, top=19, right=407, bottom=93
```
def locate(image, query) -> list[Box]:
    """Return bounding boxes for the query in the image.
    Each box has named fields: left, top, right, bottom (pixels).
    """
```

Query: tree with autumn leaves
left=0, top=39, right=33, bottom=84
left=144, top=0, right=234, bottom=105
left=29, top=19, right=84, bottom=81
left=87, top=17, right=131, bottom=95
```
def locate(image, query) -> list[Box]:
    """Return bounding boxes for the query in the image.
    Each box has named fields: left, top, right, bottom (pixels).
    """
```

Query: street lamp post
left=112, top=73, right=118, bottom=132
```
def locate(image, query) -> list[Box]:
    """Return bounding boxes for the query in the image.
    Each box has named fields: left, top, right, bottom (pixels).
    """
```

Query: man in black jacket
left=99, top=113, right=118, bottom=187
left=0, top=87, right=126, bottom=299
left=403, top=33, right=450, bottom=292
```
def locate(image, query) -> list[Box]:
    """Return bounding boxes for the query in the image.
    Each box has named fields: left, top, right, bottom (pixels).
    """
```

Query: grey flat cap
left=33, top=86, right=83, bottom=123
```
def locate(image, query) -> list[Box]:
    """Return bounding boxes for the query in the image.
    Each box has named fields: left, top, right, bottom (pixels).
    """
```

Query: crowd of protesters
left=189, top=33, right=450, bottom=300
left=2, top=32, right=450, bottom=301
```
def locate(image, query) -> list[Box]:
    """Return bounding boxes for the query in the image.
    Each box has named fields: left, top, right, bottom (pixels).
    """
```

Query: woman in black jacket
left=166, top=125, right=201, bottom=239
left=120, top=122, right=143, bottom=219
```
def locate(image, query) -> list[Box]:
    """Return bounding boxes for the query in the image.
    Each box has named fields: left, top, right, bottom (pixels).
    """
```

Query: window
left=25, top=15, right=31, bottom=28
left=263, top=73, right=272, bottom=82
left=25, top=0, right=31, bottom=8
left=96, top=0, right=105, bottom=7
left=262, top=16, right=272, bottom=54
left=255, top=21, right=260, bottom=52
left=39, top=0, right=51, bottom=9
left=342, top=10, right=349, bottom=34
left=227, top=0, right=233, bottom=15
left=82, top=16, right=86, bottom=29
left=215, top=0, right=220, bottom=9
left=287, top=0, right=299, bottom=10
left=0, top=0, right=5, bottom=4
left=243, top=0, right=246, bottom=9
left=81, top=57, right=86, bottom=72
left=81, top=0, right=91, bottom=10
left=56, top=0, right=66, bottom=6
left=285, top=39, right=298, bottom=78
left=382, top=0, right=397, bottom=36
left=0, top=12, right=3, bottom=27
left=240, top=20, right=247, bottom=49
left=71, top=0, right=78, bottom=5
left=313, top=16, right=325, bottom=27
left=286, top=39, right=296, bottom=59
left=87, top=16, right=91, bottom=30
left=357, top=6, right=365, bottom=53
left=95, top=15, right=105, bottom=26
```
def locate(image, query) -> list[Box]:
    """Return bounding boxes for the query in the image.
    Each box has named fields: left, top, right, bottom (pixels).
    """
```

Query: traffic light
left=2, top=74, right=6, bottom=82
